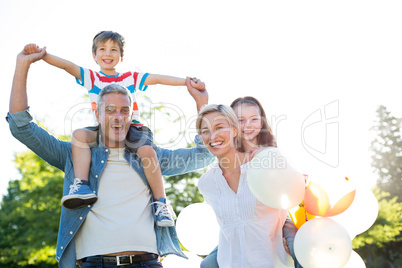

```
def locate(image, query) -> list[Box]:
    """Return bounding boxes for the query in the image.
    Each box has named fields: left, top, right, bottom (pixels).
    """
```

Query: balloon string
left=305, top=208, right=308, bottom=222
left=303, top=174, right=309, bottom=223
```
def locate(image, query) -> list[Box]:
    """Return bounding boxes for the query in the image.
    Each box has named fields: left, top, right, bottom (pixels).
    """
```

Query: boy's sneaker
left=152, top=197, right=176, bottom=227
left=61, top=178, right=98, bottom=209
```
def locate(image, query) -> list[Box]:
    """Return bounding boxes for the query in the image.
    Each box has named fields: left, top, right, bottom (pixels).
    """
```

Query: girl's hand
left=283, top=237, right=292, bottom=256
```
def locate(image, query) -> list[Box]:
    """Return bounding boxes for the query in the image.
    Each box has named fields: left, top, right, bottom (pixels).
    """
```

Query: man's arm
left=157, top=135, right=215, bottom=176
left=156, top=85, right=213, bottom=176
left=9, top=46, right=47, bottom=113
left=8, top=47, right=70, bottom=171
left=23, top=44, right=81, bottom=80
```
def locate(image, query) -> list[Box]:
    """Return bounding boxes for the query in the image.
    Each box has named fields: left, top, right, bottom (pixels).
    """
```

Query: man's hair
left=230, top=96, right=277, bottom=151
left=92, top=31, right=125, bottom=58
left=196, top=104, right=241, bottom=149
left=97, top=84, right=132, bottom=110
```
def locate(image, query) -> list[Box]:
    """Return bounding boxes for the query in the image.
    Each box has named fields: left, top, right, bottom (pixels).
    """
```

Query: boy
left=24, top=31, right=205, bottom=227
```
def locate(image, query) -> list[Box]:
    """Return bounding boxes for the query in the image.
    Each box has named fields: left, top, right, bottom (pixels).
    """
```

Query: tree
left=370, top=105, right=402, bottom=200
left=351, top=105, right=402, bottom=267
left=353, top=187, right=402, bottom=267
left=164, top=143, right=208, bottom=216
left=0, top=147, right=65, bottom=266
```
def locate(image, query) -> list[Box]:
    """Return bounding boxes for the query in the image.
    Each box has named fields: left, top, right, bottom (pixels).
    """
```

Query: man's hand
left=186, top=77, right=208, bottom=112
left=23, top=43, right=42, bottom=54
left=18, top=44, right=46, bottom=65
left=9, top=46, right=47, bottom=114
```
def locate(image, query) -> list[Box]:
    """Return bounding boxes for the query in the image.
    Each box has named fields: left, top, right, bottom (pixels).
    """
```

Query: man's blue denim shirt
left=7, top=109, right=215, bottom=268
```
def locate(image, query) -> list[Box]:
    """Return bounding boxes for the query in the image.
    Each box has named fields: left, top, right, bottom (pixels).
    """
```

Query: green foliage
left=353, top=187, right=402, bottom=267
left=165, top=170, right=205, bottom=215
left=0, top=149, right=63, bottom=266
left=164, top=143, right=207, bottom=216
left=354, top=105, right=402, bottom=267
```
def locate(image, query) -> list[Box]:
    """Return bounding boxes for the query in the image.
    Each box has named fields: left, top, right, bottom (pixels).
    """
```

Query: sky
left=1, top=0, right=402, bottom=198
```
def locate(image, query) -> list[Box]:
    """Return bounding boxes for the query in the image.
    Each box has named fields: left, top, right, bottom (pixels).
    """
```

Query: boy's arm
left=144, top=74, right=185, bottom=86
left=43, top=53, right=81, bottom=80
left=24, top=44, right=81, bottom=80
left=144, top=74, right=206, bottom=90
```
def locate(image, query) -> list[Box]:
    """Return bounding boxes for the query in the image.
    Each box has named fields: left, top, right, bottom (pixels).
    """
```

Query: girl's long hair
left=230, top=96, right=277, bottom=152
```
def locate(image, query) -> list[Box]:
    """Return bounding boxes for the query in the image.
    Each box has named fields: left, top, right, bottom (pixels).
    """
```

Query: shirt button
left=61, top=246, right=63, bottom=250
left=105, top=149, right=109, bottom=152
left=80, top=217, right=83, bottom=220
left=93, top=191, right=96, bottom=194
left=70, top=231, right=73, bottom=235
left=101, top=160, right=104, bottom=163
left=88, top=205, right=91, bottom=207
left=95, top=175, right=98, bottom=178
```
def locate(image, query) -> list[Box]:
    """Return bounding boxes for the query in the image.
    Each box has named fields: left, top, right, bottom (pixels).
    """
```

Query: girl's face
left=93, top=39, right=122, bottom=75
left=233, top=103, right=262, bottom=147
left=200, top=112, right=238, bottom=158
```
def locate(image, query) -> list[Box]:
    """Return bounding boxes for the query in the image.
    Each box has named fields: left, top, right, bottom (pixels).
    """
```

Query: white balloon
left=162, top=251, right=203, bottom=268
left=330, top=188, right=379, bottom=237
left=294, top=218, right=352, bottom=268
left=247, top=147, right=305, bottom=209
left=343, top=250, right=366, bottom=268
left=176, top=203, right=220, bottom=255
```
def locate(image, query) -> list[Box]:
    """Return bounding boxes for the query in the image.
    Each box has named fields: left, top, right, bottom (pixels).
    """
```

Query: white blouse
left=198, top=162, right=293, bottom=268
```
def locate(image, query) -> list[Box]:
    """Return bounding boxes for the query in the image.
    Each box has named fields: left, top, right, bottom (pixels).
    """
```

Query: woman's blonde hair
left=196, top=104, right=241, bottom=149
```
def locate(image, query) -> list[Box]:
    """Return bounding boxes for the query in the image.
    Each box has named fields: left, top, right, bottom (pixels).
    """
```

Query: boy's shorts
left=84, top=124, right=156, bottom=154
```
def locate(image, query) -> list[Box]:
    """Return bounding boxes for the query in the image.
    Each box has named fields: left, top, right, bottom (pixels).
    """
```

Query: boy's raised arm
left=23, top=43, right=81, bottom=80
left=144, top=74, right=206, bottom=90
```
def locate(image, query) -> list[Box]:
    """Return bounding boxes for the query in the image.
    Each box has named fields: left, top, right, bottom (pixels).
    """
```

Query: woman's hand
left=186, top=77, right=208, bottom=112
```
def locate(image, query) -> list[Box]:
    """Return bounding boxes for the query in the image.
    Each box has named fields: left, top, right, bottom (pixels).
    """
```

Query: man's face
left=95, top=93, right=132, bottom=148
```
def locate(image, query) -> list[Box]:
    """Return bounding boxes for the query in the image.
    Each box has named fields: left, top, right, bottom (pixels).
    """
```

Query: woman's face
left=233, top=103, right=262, bottom=146
left=200, top=112, right=238, bottom=158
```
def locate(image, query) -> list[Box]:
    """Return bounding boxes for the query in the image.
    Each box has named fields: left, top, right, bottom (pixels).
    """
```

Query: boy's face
left=93, top=39, right=122, bottom=75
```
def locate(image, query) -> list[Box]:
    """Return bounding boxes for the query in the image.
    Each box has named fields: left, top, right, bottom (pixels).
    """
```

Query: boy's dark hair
left=92, top=31, right=125, bottom=58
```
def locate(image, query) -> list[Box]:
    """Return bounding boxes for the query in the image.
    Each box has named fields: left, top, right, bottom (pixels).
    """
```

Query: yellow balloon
left=288, top=201, right=316, bottom=229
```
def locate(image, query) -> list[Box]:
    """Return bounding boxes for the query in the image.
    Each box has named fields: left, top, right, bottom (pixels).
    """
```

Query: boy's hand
left=23, top=44, right=43, bottom=55
left=186, top=77, right=208, bottom=112
left=189, top=77, right=206, bottom=91
left=18, top=45, right=47, bottom=65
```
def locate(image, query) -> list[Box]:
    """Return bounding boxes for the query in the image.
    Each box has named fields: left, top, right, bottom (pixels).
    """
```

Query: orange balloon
left=304, top=177, right=356, bottom=217
left=289, top=201, right=316, bottom=229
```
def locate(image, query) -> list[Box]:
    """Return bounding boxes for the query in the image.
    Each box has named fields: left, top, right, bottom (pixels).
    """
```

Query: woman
left=196, top=103, right=294, bottom=268
left=199, top=97, right=301, bottom=268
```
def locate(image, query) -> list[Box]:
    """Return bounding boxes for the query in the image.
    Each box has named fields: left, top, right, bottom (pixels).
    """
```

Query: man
left=7, top=47, right=213, bottom=267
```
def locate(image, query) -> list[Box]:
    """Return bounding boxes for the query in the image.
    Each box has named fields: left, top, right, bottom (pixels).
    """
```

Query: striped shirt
left=76, top=67, right=149, bottom=125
